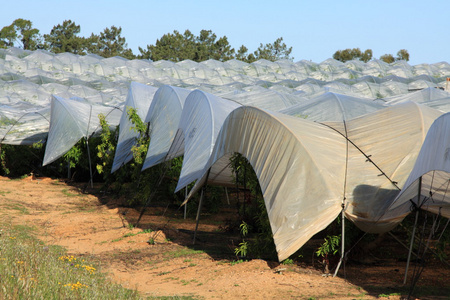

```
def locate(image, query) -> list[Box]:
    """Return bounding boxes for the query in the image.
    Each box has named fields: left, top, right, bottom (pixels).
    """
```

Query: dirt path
left=1, top=175, right=446, bottom=299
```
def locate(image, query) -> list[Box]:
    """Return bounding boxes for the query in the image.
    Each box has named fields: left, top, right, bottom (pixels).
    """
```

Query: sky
left=1, top=0, right=449, bottom=66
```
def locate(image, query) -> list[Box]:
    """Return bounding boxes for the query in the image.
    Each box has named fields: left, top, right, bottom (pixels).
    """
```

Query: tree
left=194, top=30, right=235, bottom=61
left=380, top=54, right=395, bottom=64
left=89, top=26, right=135, bottom=59
left=396, top=49, right=409, bottom=61
left=0, top=24, right=16, bottom=48
left=333, top=48, right=372, bottom=63
left=44, top=20, right=88, bottom=54
left=138, top=30, right=196, bottom=61
left=138, top=29, right=235, bottom=62
left=251, top=37, right=293, bottom=62
left=0, top=19, right=42, bottom=50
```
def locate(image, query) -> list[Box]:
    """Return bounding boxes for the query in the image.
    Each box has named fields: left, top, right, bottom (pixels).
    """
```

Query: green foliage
left=0, top=142, right=45, bottom=177
left=230, top=153, right=277, bottom=260
left=251, top=37, right=294, bottom=62
left=0, top=18, right=42, bottom=50
left=234, top=240, right=249, bottom=258
left=63, top=140, right=84, bottom=169
left=380, top=49, right=410, bottom=63
left=234, top=221, right=250, bottom=257
left=88, top=26, right=135, bottom=59
left=397, top=49, right=410, bottom=61
left=2, top=20, right=298, bottom=63
left=380, top=53, right=395, bottom=64
left=239, top=221, right=249, bottom=236
left=282, top=258, right=294, bottom=265
left=316, top=235, right=340, bottom=258
left=43, top=20, right=88, bottom=55
left=95, top=114, right=117, bottom=178
left=138, top=29, right=236, bottom=62
left=0, top=145, right=10, bottom=175
left=138, top=29, right=293, bottom=63
left=333, top=48, right=373, bottom=63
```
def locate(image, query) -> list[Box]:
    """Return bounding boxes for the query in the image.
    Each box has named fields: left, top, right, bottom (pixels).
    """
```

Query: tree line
left=332, top=47, right=410, bottom=63
left=0, top=18, right=410, bottom=64
left=0, top=19, right=293, bottom=63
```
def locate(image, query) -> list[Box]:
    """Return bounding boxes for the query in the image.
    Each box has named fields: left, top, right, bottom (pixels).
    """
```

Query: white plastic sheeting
left=111, top=82, right=158, bottom=173
left=2, top=47, right=450, bottom=146
left=322, top=102, right=443, bottom=233
left=0, top=106, right=50, bottom=145
left=141, top=85, right=192, bottom=171
left=279, top=92, right=383, bottom=121
left=383, top=87, right=450, bottom=112
left=185, top=102, right=443, bottom=260
left=169, top=90, right=241, bottom=192
left=185, top=106, right=347, bottom=260
left=1, top=47, right=450, bottom=261
left=222, top=88, right=307, bottom=111
left=382, top=112, right=450, bottom=222
left=42, top=95, right=122, bottom=166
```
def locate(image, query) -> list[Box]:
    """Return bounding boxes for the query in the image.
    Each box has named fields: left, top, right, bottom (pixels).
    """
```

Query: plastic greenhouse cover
left=141, top=85, right=192, bottom=171
left=0, top=106, right=50, bottom=145
left=111, top=82, right=158, bottom=173
left=279, top=92, right=383, bottom=122
left=169, top=90, right=241, bottom=192
left=43, top=95, right=122, bottom=166
left=383, top=87, right=450, bottom=109
left=185, top=106, right=347, bottom=261
left=184, top=102, right=442, bottom=260
left=322, top=102, right=443, bottom=233
left=2, top=48, right=450, bottom=259
left=224, top=89, right=306, bottom=111
left=382, top=112, right=450, bottom=221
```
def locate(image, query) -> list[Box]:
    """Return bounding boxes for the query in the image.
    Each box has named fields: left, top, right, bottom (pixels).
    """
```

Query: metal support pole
left=404, top=176, right=422, bottom=285
left=193, top=188, right=204, bottom=245
left=225, top=187, right=230, bottom=205
left=333, top=204, right=345, bottom=277
left=85, top=138, right=94, bottom=188
left=184, top=187, right=187, bottom=219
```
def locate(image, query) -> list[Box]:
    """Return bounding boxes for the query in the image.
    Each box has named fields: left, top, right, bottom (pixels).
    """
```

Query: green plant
left=234, top=221, right=249, bottom=258
left=378, top=292, right=401, bottom=298
left=229, top=153, right=277, bottom=260
left=316, top=235, right=340, bottom=274
left=282, top=258, right=294, bottom=265
left=96, top=113, right=117, bottom=178
left=230, top=259, right=244, bottom=266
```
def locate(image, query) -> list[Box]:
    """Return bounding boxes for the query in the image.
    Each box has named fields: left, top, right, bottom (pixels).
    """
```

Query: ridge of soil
left=1, top=175, right=448, bottom=299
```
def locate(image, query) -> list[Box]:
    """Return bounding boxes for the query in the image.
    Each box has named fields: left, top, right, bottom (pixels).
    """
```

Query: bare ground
left=0, top=175, right=448, bottom=299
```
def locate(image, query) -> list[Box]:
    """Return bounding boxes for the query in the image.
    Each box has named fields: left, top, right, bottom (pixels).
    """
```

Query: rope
left=319, top=122, right=401, bottom=190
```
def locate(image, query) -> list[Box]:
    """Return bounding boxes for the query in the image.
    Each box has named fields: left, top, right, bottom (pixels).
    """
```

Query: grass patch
left=0, top=222, right=202, bottom=299
left=0, top=222, right=140, bottom=299
left=61, top=188, right=82, bottom=197
left=0, top=190, right=11, bottom=196
left=2, top=202, right=30, bottom=214
left=163, top=249, right=204, bottom=259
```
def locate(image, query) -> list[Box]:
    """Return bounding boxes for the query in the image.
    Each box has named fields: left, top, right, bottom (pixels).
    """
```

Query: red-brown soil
left=0, top=175, right=448, bottom=299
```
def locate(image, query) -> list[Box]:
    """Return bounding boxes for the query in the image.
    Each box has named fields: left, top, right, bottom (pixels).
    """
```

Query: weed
left=282, top=258, right=294, bottom=265
left=164, top=249, right=204, bottom=259
left=379, top=292, right=401, bottom=298
left=157, top=271, right=171, bottom=276
left=230, top=259, right=244, bottom=265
